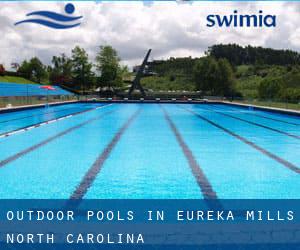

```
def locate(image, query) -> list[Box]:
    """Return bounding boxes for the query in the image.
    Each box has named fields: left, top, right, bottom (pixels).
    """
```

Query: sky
left=0, top=1, right=300, bottom=70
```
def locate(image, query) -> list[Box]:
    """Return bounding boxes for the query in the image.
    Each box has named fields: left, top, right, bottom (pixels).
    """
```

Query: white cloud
left=0, top=1, right=300, bottom=70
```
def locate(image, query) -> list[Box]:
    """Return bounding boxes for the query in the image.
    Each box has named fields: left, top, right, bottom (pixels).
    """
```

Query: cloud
left=0, top=2, right=299, bottom=70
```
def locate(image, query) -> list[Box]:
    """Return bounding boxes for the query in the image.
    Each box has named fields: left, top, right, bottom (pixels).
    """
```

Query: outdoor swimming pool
left=0, top=103, right=298, bottom=199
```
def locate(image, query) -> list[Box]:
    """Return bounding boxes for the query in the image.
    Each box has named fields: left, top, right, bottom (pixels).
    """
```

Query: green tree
left=193, top=57, right=218, bottom=94
left=215, top=58, right=235, bottom=96
left=95, top=45, right=122, bottom=88
left=18, top=60, right=32, bottom=79
left=29, top=57, right=47, bottom=83
left=208, top=44, right=300, bottom=66
left=18, top=58, right=47, bottom=83
left=71, top=46, right=94, bottom=91
left=193, top=57, right=235, bottom=96
left=258, top=78, right=283, bottom=99
left=50, top=54, right=73, bottom=85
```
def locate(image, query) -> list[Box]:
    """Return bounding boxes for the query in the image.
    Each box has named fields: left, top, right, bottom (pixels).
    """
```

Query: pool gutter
left=0, top=99, right=299, bottom=117
left=80, top=100, right=300, bottom=117
left=222, top=101, right=300, bottom=117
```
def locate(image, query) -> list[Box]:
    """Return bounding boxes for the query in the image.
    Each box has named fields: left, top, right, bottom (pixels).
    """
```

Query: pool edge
left=1, top=99, right=299, bottom=117
left=0, top=100, right=79, bottom=114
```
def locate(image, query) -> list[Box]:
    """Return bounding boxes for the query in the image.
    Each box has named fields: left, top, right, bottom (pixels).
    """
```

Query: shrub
left=258, top=78, right=283, bottom=99
left=279, top=88, right=300, bottom=103
left=169, top=75, right=176, bottom=82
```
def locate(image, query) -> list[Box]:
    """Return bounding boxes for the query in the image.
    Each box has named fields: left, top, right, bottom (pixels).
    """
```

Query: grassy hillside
left=235, top=65, right=300, bottom=101
left=141, top=75, right=195, bottom=91
left=0, top=76, right=37, bottom=84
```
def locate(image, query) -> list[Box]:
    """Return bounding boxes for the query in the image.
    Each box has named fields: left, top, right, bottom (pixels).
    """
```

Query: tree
left=95, top=45, right=122, bottom=88
left=71, top=46, right=94, bottom=91
left=49, top=54, right=73, bottom=85
left=193, top=57, right=218, bottom=93
left=258, top=78, right=283, bottom=99
left=0, top=64, right=5, bottom=76
left=18, top=60, right=31, bottom=79
left=29, top=57, right=47, bottom=83
left=193, top=57, right=235, bottom=96
left=215, top=58, right=235, bottom=96
left=208, top=44, right=300, bottom=66
left=18, top=58, right=47, bottom=83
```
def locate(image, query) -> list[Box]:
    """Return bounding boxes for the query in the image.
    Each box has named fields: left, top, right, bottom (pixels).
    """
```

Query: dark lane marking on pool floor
left=160, top=105, right=218, bottom=200
left=180, top=106, right=300, bottom=174
left=70, top=108, right=141, bottom=200
left=203, top=106, right=300, bottom=140
left=0, top=109, right=116, bottom=168
left=212, top=105, right=300, bottom=126
left=251, top=113, right=300, bottom=126
left=0, top=104, right=111, bottom=139
left=0, top=104, right=91, bottom=124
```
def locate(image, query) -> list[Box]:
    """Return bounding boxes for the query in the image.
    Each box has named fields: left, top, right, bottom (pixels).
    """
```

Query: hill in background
left=143, top=44, right=300, bottom=103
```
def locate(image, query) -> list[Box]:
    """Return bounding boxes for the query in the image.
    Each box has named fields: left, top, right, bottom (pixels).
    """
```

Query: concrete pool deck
left=223, top=101, right=300, bottom=117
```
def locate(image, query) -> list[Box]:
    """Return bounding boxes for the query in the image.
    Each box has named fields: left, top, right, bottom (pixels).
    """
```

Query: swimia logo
left=15, top=3, right=82, bottom=29
left=206, top=10, right=276, bottom=28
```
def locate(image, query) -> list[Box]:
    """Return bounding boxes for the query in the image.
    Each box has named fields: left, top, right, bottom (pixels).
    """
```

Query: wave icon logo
left=15, top=3, right=82, bottom=29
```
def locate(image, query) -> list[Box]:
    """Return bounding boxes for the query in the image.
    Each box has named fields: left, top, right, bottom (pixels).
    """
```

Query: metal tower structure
left=128, top=49, right=152, bottom=98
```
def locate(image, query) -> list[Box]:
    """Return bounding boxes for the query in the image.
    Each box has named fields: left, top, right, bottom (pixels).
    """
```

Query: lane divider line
left=70, top=108, right=141, bottom=200
left=0, top=104, right=91, bottom=124
left=213, top=105, right=300, bottom=126
left=0, top=104, right=112, bottom=139
left=203, top=106, right=300, bottom=140
left=160, top=105, right=218, bottom=200
left=0, top=108, right=116, bottom=168
left=179, top=106, right=300, bottom=174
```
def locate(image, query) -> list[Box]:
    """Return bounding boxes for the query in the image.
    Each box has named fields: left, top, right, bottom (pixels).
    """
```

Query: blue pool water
left=0, top=103, right=298, bottom=199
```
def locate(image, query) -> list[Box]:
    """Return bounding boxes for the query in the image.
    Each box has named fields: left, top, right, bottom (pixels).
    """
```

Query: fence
left=0, top=82, right=77, bottom=108
left=231, top=97, right=300, bottom=111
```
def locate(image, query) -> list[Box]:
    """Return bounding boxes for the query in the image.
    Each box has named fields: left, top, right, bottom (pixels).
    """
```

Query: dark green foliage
left=18, top=58, right=47, bottom=83
left=148, top=57, right=197, bottom=76
left=258, top=78, right=283, bottom=99
left=237, top=64, right=300, bottom=102
left=71, top=46, right=94, bottom=91
left=141, top=76, right=195, bottom=91
left=258, top=77, right=300, bottom=103
left=169, top=75, right=176, bottom=82
left=208, top=44, right=300, bottom=66
left=193, top=57, right=235, bottom=96
left=95, top=45, right=123, bottom=88
left=18, top=60, right=31, bottom=79
left=193, top=57, right=217, bottom=93
left=49, top=54, right=73, bottom=86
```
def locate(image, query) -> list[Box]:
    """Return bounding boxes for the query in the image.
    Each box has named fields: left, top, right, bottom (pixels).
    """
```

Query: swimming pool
left=0, top=103, right=298, bottom=199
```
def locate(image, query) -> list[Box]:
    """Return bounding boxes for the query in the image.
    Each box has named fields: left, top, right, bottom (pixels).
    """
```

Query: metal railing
left=0, top=95, right=78, bottom=109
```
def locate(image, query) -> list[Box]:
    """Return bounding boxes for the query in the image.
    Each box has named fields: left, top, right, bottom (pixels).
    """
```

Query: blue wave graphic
left=26, top=11, right=82, bottom=22
left=14, top=19, right=81, bottom=29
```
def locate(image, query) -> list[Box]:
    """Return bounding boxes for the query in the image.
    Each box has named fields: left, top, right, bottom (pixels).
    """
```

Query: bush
left=258, top=78, right=283, bottom=99
left=279, top=88, right=300, bottom=103
left=0, top=64, right=5, bottom=76
left=169, top=75, right=176, bottom=82
left=193, top=57, right=235, bottom=96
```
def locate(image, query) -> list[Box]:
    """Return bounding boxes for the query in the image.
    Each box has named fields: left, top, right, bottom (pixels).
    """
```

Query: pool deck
left=223, top=101, right=300, bottom=117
